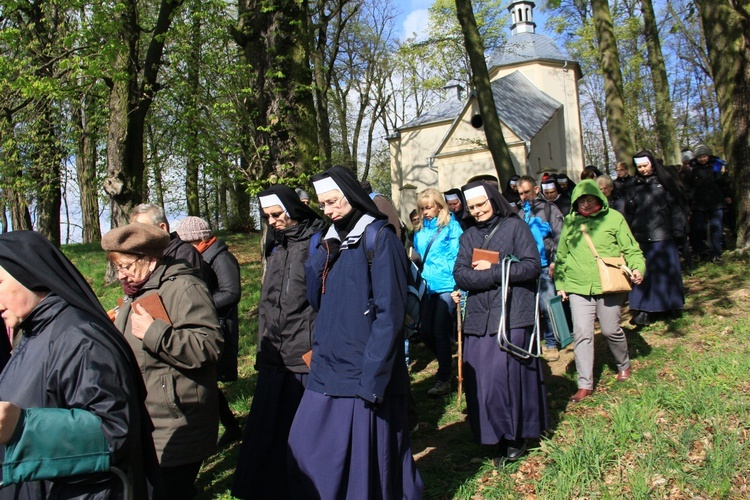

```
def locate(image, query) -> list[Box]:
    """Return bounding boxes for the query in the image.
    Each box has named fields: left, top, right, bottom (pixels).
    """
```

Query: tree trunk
left=33, top=110, right=62, bottom=246
left=105, top=0, right=185, bottom=227
left=185, top=9, right=201, bottom=216
left=695, top=0, right=750, bottom=250
left=232, top=0, right=319, bottom=182
left=591, top=0, right=635, bottom=163
left=73, top=92, right=102, bottom=243
left=640, top=0, right=681, bottom=165
left=454, top=0, right=515, bottom=185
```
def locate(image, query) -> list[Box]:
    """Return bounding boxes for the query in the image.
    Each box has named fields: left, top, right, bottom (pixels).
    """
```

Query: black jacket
left=165, top=232, right=213, bottom=285
left=0, top=295, right=150, bottom=498
left=257, top=218, right=327, bottom=373
left=625, top=174, right=687, bottom=243
left=453, top=215, right=541, bottom=336
left=202, top=238, right=242, bottom=382
left=687, top=158, right=731, bottom=211
left=551, top=193, right=571, bottom=217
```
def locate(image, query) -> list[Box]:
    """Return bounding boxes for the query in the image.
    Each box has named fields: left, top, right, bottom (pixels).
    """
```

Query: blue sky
left=396, top=0, right=551, bottom=42
left=398, top=0, right=432, bottom=40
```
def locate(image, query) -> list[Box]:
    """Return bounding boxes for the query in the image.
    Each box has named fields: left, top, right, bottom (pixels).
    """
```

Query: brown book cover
left=119, top=294, right=172, bottom=325
left=301, top=350, right=313, bottom=368
left=472, top=248, right=500, bottom=264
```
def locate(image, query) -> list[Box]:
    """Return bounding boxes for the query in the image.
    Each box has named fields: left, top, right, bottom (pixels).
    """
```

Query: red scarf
left=577, top=201, right=603, bottom=218
left=120, top=270, right=154, bottom=297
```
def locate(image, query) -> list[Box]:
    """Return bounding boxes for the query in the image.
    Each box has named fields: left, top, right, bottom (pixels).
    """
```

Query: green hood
left=568, top=179, right=609, bottom=214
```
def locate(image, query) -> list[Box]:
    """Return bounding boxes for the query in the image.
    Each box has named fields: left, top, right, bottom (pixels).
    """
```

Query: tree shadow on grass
left=559, top=325, right=652, bottom=394
left=195, top=368, right=259, bottom=499
left=408, top=340, right=575, bottom=498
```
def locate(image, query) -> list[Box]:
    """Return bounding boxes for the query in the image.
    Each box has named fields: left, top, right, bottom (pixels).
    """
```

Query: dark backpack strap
left=420, top=226, right=444, bottom=270
left=309, top=231, right=322, bottom=254
left=364, top=220, right=390, bottom=268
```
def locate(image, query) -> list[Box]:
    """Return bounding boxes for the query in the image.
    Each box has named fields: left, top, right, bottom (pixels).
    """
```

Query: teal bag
left=548, top=296, right=573, bottom=348
left=3, top=408, right=110, bottom=485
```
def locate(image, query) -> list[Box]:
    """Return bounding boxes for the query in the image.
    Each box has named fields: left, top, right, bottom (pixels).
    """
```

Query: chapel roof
left=399, top=71, right=561, bottom=142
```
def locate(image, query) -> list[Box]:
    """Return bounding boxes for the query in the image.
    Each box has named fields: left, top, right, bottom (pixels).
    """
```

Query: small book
left=301, top=350, right=313, bottom=368
left=472, top=248, right=500, bottom=264
left=119, top=294, right=172, bottom=325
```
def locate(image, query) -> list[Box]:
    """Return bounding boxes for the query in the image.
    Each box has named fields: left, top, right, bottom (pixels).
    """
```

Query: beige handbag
left=580, top=224, right=633, bottom=293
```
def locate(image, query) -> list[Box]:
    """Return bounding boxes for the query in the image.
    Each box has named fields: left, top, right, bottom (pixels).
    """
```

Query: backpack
left=363, top=221, right=426, bottom=339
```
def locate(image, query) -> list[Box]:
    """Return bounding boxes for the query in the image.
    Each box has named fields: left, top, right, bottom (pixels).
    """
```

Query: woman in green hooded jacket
left=554, top=180, right=645, bottom=403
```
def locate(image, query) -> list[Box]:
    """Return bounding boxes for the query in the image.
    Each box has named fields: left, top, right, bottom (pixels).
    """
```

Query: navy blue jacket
left=305, top=218, right=409, bottom=404
left=454, top=216, right=541, bottom=336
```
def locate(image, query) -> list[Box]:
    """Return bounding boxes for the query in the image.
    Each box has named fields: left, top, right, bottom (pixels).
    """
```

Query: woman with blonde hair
left=414, top=188, right=463, bottom=396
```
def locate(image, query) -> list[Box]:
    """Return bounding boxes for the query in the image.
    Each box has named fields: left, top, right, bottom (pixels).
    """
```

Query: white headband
left=463, top=186, right=488, bottom=201
left=509, top=180, right=518, bottom=186
left=312, top=177, right=341, bottom=195
left=445, top=194, right=459, bottom=202
left=634, top=157, right=650, bottom=166
left=259, top=194, right=286, bottom=210
left=541, top=182, right=556, bottom=190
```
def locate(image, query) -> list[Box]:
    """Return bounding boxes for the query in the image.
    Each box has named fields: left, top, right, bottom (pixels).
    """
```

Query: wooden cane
left=456, top=294, right=464, bottom=408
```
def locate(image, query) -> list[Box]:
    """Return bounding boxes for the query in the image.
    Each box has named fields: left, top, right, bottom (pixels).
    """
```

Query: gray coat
left=115, top=261, right=222, bottom=467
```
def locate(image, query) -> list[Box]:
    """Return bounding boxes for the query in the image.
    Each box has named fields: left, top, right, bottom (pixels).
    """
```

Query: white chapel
left=388, top=0, right=584, bottom=217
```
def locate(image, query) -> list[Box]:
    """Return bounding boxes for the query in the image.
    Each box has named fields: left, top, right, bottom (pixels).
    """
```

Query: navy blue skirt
left=629, top=240, right=685, bottom=313
left=231, top=370, right=307, bottom=500
left=463, top=327, right=548, bottom=445
left=287, top=390, right=423, bottom=499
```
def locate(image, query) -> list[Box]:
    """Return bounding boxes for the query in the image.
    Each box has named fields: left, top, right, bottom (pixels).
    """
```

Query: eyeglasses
left=467, top=199, right=490, bottom=212
left=578, top=196, right=599, bottom=205
left=263, top=211, right=285, bottom=221
left=318, top=195, right=345, bottom=211
left=115, top=256, right=144, bottom=274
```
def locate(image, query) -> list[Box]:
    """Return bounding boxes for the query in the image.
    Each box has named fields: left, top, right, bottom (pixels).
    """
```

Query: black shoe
left=505, top=439, right=527, bottom=461
left=631, top=312, right=651, bottom=326
left=217, top=425, right=242, bottom=447
left=629, top=311, right=641, bottom=326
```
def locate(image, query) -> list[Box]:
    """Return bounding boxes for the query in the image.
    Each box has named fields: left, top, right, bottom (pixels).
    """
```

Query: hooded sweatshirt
left=554, top=180, right=645, bottom=296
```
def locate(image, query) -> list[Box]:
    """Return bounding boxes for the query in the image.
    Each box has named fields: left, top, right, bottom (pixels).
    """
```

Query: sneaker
left=427, top=380, right=451, bottom=397
left=543, top=347, right=560, bottom=361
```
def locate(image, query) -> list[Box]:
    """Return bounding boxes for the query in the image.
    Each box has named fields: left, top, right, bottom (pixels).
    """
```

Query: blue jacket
left=414, top=216, right=463, bottom=293
left=305, top=217, right=409, bottom=404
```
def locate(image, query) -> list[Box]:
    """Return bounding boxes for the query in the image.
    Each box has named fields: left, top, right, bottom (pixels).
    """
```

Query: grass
left=63, top=235, right=750, bottom=499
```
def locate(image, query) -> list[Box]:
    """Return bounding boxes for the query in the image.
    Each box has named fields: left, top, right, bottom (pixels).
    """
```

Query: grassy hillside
left=64, top=235, right=750, bottom=499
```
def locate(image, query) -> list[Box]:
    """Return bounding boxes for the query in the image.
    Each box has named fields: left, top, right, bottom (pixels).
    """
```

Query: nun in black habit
left=444, top=187, right=474, bottom=230
left=231, top=185, right=327, bottom=500
left=287, top=166, right=423, bottom=499
left=0, top=231, right=158, bottom=499
left=453, top=182, right=548, bottom=466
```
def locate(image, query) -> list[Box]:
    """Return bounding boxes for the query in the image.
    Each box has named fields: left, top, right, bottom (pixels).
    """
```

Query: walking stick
left=456, top=293, right=464, bottom=408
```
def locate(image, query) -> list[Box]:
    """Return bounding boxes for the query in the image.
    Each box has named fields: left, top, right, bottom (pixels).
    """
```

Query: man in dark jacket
left=687, top=144, right=732, bottom=261
left=176, top=216, right=243, bottom=447
left=515, top=176, right=564, bottom=361
left=130, top=203, right=213, bottom=283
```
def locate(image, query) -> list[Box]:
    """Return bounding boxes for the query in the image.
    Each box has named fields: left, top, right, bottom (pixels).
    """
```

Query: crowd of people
left=0, top=145, right=731, bottom=498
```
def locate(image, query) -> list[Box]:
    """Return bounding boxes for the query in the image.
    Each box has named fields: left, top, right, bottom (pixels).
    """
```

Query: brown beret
left=101, top=222, right=170, bottom=258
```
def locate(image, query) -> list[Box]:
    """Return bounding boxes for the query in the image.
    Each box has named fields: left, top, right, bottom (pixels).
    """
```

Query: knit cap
left=176, top=216, right=212, bottom=242
left=681, top=150, right=694, bottom=163
left=694, top=144, right=712, bottom=158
